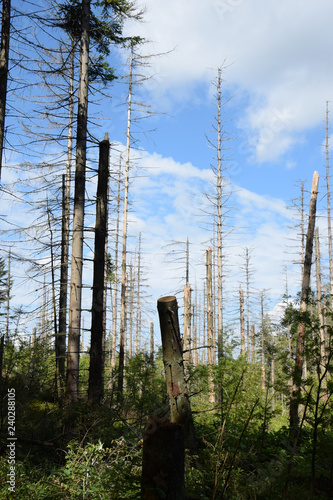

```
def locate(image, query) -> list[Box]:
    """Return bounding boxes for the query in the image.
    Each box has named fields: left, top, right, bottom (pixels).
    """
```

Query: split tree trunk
left=290, top=171, right=319, bottom=429
left=157, top=296, right=196, bottom=450
left=88, top=134, right=110, bottom=404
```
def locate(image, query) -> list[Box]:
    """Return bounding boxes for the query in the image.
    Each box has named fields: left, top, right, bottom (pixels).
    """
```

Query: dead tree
left=57, top=42, right=75, bottom=392
left=207, top=247, right=216, bottom=404
left=0, top=0, right=11, bottom=179
left=157, top=296, right=197, bottom=450
left=141, top=416, right=185, bottom=500
left=290, top=171, right=319, bottom=429
left=183, top=281, right=192, bottom=368
left=66, top=0, right=90, bottom=404
left=88, top=134, right=110, bottom=404
left=325, top=102, right=333, bottom=305
left=314, top=227, right=326, bottom=393
left=239, top=284, right=245, bottom=356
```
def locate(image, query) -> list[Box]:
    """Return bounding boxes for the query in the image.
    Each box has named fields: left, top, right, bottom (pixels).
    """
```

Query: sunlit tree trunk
left=325, top=102, right=333, bottom=305
left=260, top=291, right=266, bottom=391
left=206, top=247, right=215, bottom=405
left=117, top=42, right=134, bottom=401
left=157, top=295, right=197, bottom=450
left=58, top=40, right=75, bottom=392
left=240, top=284, right=245, bottom=356
left=66, top=0, right=90, bottom=404
left=111, top=161, right=122, bottom=376
left=290, top=171, right=319, bottom=429
left=315, top=227, right=326, bottom=395
left=183, top=282, right=192, bottom=369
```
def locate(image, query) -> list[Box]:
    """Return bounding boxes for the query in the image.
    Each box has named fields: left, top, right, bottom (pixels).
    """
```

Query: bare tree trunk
left=117, top=42, right=134, bottom=401
left=141, top=417, right=185, bottom=500
left=0, top=335, right=4, bottom=383
left=216, top=68, right=224, bottom=365
left=192, top=291, right=198, bottom=366
left=149, top=322, right=154, bottom=367
left=157, top=296, right=196, bottom=450
left=202, top=279, right=206, bottom=365
left=315, top=227, right=326, bottom=395
left=245, top=248, right=250, bottom=358
left=88, top=134, right=110, bottom=404
left=271, top=356, right=275, bottom=412
left=206, top=247, right=215, bottom=404
left=58, top=40, right=75, bottom=390
left=110, top=161, right=122, bottom=376
left=251, top=324, right=255, bottom=363
left=5, top=249, right=10, bottom=342
left=260, top=292, right=266, bottom=391
left=290, top=171, right=319, bottom=429
left=0, top=0, right=11, bottom=179
left=183, top=282, right=191, bottom=369
left=66, top=0, right=90, bottom=404
left=47, top=205, right=60, bottom=398
left=325, top=102, right=333, bottom=304
left=135, top=233, right=142, bottom=354
left=300, top=181, right=305, bottom=277
left=240, top=284, right=245, bottom=356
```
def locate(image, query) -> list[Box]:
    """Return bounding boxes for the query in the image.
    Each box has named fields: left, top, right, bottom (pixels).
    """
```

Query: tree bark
left=66, top=0, right=90, bottom=404
left=240, top=284, right=245, bottom=356
left=88, top=134, right=110, bottom=403
left=290, top=171, right=319, bottom=429
left=315, top=227, right=326, bottom=394
left=157, top=296, right=196, bottom=450
left=117, top=42, right=134, bottom=401
left=110, top=161, right=122, bottom=377
left=58, top=40, right=75, bottom=392
left=216, top=68, right=224, bottom=365
left=141, top=417, right=185, bottom=499
left=325, top=102, right=333, bottom=305
left=183, top=282, right=191, bottom=368
left=260, top=291, right=266, bottom=391
left=206, top=247, right=215, bottom=404
left=0, top=0, right=11, bottom=179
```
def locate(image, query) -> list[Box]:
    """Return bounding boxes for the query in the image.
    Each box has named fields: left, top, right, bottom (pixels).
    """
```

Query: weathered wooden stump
left=157, top=296, right=197, bottom=450
left=141, top=416, right=185, bottom=499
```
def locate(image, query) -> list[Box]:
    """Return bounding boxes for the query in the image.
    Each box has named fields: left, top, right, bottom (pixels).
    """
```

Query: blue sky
left=105, top=0, right=333, bottom=318
left=2, top=0, right=333, bottom=346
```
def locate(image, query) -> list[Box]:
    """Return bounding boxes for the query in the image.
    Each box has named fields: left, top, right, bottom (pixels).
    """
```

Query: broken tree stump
left=141, top=416, right=185, bottom=499
left=157, top=296, right=197, bottom=450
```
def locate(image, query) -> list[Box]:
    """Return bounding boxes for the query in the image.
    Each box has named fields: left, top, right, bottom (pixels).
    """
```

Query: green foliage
left=1, top=331, right=333, bottom=499
left=56, top=0, right=141, bottom=85
left=0, top=438, right=141, bottom=499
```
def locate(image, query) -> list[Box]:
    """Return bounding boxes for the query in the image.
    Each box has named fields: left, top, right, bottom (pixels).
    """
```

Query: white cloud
left=124, top=0, right=333, bottom=162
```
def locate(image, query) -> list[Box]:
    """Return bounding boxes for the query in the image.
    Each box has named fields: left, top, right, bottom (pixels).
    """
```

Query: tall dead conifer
left=290, top=171, right=319, bottom=429
left=325, top=102, right=333, bottom=304
left=0, top=0, right=11, bottom=179
left=88, top=134, right=110, bottom=403
left=66, top=0, right=90, bottom=404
